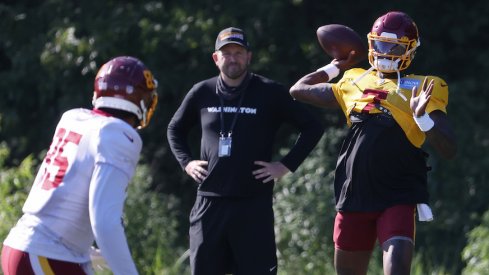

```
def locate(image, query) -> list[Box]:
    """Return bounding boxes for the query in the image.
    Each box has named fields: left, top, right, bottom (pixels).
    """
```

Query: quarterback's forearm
left=289, top=82, right=339, bottom=109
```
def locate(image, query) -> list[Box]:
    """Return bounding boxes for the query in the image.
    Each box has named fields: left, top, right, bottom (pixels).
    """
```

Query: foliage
left=274, top=128, right=342, bottom=274
left=0, top=142, right=36, bottom=242
left=124, top=164, right=187, bottom=275
left=1, top=0, right=489, bottom=274
left=462, top=210, right=489, bottom=274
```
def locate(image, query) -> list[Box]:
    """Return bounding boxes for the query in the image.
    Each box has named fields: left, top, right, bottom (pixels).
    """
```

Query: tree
left=1, top=0, right=489, bottom=273
left=462, top=210, right=489, bottom=274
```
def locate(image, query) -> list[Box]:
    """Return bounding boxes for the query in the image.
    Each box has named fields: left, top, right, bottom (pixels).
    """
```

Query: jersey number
left=39, top=128, right=82, bottom=190
left=361, top=89, right=388, bottom=113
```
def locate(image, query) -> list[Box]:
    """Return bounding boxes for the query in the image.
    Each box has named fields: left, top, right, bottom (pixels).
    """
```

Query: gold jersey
left=331, top=68, right=449, bottom=148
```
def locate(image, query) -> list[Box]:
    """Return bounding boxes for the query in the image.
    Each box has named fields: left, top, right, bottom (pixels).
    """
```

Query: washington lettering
left=207, top=106, right=257, bottom=114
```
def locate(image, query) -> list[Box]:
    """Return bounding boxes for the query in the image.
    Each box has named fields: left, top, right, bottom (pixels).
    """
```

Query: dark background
left=1, top=1, right=488, bottom=274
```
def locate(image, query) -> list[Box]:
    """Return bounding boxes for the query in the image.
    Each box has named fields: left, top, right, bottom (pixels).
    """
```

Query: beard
left=221, top=62, right=248, bottom=80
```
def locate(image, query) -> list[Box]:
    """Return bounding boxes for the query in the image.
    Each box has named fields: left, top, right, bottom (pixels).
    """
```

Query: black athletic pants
left=189, top=195, right=277, bottom=275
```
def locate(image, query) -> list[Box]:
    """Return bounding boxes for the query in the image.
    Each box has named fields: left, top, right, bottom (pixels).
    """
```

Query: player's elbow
left=289, top=84, right=301, bottom=100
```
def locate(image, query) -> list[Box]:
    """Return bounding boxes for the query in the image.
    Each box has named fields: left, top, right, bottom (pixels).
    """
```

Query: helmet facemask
left=351, top=11, right=421, bottom=101
left=139, top=89, right=158, bottom=129
left=368, top=32, right=419, bottom=73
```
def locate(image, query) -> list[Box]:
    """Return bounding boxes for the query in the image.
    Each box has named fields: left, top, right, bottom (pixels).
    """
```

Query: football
left=316, top=24, right=367, bottom=64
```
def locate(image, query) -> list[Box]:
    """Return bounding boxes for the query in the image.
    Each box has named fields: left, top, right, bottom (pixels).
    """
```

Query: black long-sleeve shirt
left=167, top=73, right=323, bottom=197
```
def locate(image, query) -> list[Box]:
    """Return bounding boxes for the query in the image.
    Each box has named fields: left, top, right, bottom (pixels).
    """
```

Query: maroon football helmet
left=367, top=11, right=420, bottom=73
left=93, top=56, right=158, bottom=128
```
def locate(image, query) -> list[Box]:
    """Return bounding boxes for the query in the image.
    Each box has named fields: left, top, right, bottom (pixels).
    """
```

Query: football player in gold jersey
left=290, top=11, right=457, bottom=275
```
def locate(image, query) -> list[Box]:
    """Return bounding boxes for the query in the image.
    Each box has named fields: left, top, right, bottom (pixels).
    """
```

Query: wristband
left=413, top=112, right=434, bottom=132
left=316, top=64, right=340, bottom=81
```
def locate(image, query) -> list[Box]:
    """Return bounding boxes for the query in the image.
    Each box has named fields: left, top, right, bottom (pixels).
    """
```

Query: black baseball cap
left=215, top=27, right=250, bottom=51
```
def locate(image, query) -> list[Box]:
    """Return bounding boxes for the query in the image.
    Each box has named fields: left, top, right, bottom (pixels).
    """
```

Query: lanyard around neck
left=216, top=88, right=247, bottom=138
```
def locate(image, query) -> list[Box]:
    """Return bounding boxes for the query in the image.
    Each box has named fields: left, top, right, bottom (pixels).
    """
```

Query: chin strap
left=352, top=44, right=418, bottom=102
left=352, top=66, right=376, bottom=85
left=351, top=59, right=407, bottom=101
left=395, top=70, right=407, bottom=101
